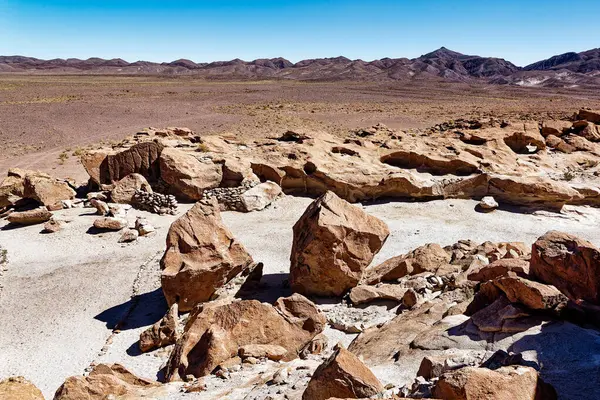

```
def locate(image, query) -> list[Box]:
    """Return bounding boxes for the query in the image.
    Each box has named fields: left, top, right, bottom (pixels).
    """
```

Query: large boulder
left=290, top=191, right=390, bottom=296
left=7, top=208, right=52, bottom=225
left=530, top=231, right=600, bottom=303
left=493, top=276, right=567, bottom=310
left=0, top=172, right=25, bottom=208
left=165, top=294, right=326, bottom=381
left=503, top=130, right=546, bottom=154
left=110, top=173, right=152, bottom=204
left=0, top=377, right=44, bottom=400
left=160, top=198, right=254, bottom=311
left=302, top=344, right=384, bottom=400
left=106, top=141, right=164, bottom=184
left=365, top=243, right=450, bottom=284
left=53, top=364, right=162, bottom=400
left=159, top=147, right=222, bottom=201
left=240, top=181, right=282, bottom=212
left=467, top=259, right=529, bottom=282
left=433, top=366, right=557, bottom=400
left=22, top=172, right=75, bottom=208
left=487, top=175, right=583, bottom=208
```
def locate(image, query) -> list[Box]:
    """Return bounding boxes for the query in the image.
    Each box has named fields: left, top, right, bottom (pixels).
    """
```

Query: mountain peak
left=420, top=47, right=465, bottom=60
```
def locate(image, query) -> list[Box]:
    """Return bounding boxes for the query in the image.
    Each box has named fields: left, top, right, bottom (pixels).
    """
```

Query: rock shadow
left=94, top=287, right=167, bottom=330
left=235, top=272, right=291, bottom=303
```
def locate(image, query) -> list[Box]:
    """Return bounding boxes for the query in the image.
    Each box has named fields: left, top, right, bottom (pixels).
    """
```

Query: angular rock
left=139, top=303, right=179, bottom=352
left=159, top=147, right=222, bottom=201
left=118, top=228, right=139, bottom=243
left=105, top=141, right=164, bottom=184
left=93, top=217, right=128, bottom=231
left=290, top=191, right=389, bottom=296
left=578, top=109, right=600, bottom=124
left=160, top=198, right=254, bottom=311
left=365, top=243, right=450, bottom=284
left=165, top=294, right=326, bottom=381
left=7, top=208, right=52, bottom=225
left=471, top=296, right=530, bottom=332
left=545, top=134, right=575, bottom=153
left=110, top=173, right=152, bottom=204
left=478, top=196, right=498, bottom=211
left=302, top=344, right=384, bottom=400
left=530, top=231, right=600, bottom=303
left=42, top=219, right=63, bottom=233
left=0, top=377, right=44, bottom=400
left=240, top=181, right=282, bottom=212
left=89, top=198, right=109, bottom=215
left=0, top=174, right=25, bottom=208
left=300, top=333, right=328, bottom=359
left=503, top=130, right=546, bottom=153
left=487, top=175, right=583, bottom=208
left=239, top=344, right=288, bottom=361
left=135, top=216, right=155, bottom=236
left=53, top=364, right=162, bottom=400
left=349, top=284, right=410, bottom=305
left=22, top=171, right=76, bottom=207
left=493, top=276, right=567, bottom=310
left=541, top=120, right=572, bottom=137
left=433, top=365, right=557, bottom=400
left=467, top=259, right=530, bottom=282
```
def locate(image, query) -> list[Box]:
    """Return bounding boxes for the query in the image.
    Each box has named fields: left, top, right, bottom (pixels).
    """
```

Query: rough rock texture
left=433, top=366, right=557, bottom=400
left=365, top=243, right=450, bottom=284
left=110, top=173, right=152, bottom=204
left=7, top=208, right=52, bottom=225
left=1, top=169, right=75, bottom=208
left=165, top=294, right=326, bottom=381
left=289, top=191, right=390, bottom=296
left=0, top=377, right=45, bottom=400
left=348, top=284, right=411, bottom=305
left=160, top=198, right=254, bottom=311
left=93, top=217, right=128, bottom=231
left=53, top=364, right=162, bottom=400
left=530, top=231, right=600, bottom=303
left=139, top=303, right=179, bottom=353
left=238, top=344, right=288, bottom=361
left=303, top=344, right=384, bottom=400
left=159, top=147, right=222, bottom=201
left=240, top=181, right=282, bottom=212
left=467, top=259, right=530, bottom=282
left=493, top=276, right=567, bottom=310
left=503, top=130, right=546, bottom=154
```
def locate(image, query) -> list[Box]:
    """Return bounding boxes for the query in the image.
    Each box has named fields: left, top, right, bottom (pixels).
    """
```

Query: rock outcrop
left=0, top=377, right=44, bottom=400
left=302, top=344, right=384, bottom=400
left=165, top=294, right=326, bottom=381
left=0, top=169, right=75, bottom=209
left=290, top=191, right=390, bottom=296
left=110, top=173, right=152, bottom=204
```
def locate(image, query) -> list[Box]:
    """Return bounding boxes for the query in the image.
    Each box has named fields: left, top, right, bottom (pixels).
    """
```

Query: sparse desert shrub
left=196, top=143, right=210, bottom=152
left=58, top=151, right=69, bottom=164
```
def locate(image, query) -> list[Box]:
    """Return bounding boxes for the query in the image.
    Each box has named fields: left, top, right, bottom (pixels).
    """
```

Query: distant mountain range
left=2, top=47, right=600, bottom=87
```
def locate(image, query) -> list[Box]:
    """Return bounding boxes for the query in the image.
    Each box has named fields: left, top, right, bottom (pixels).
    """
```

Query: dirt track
left=2, top=75, right=600, bottom=181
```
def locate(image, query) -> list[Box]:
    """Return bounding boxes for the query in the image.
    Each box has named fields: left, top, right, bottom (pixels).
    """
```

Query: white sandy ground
left=2, top=196, right=600, bottom=398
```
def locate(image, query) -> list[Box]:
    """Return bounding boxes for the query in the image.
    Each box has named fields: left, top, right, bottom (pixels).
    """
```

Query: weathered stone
left=239, top=344, right=288, bottom=361
left=531, top=231, right=600, bottom=303
left=365, top=243, right=450, bottom=284
left=349, top=284, right=409, bottom=305
left=104, top=141, right=164, bottom=184
left=487, top=175, right=583, bottom=208
left=493, top=276, right=567, bottom=310
left=471, top=296, right=530, bottom=332
left=7, top=208, right=52, bottom=225
left=578, top=109, right=600, bottom=124
left=478, top=196, right=498, bottom=211
left=42, top=219, right=63, bottom=233
left=110, top=173, right=152, bottom=204
left=118, top=228, right=139, bottom=243
left=541, top=120, right=572, bottom=137
left=139, top=303, right=179, bottom=352
left=503, top=130, right=546, bottom=153
left=159, top=147, right=222, bottom=201
left=433, top=366, right=557, bottom=400
left=0, top=376, right=44, bottom=400
left=467, top=259, right=530, bottom=282
left=240, top=181, right=282, bottom=212
left=53, top=364, right=162, bottom=400
left=290, top=191, right=389, bottom=296
left=303, top=344, right=384, bottom=400
left=93, top=217, right=128, bottom=231
left=300, top=333, right=328, bottom=359
left=160, top=198, right=254, bottom=311
left=23, top=172, right=76, bottom=207
left=165, top=294, right=326, bottom=381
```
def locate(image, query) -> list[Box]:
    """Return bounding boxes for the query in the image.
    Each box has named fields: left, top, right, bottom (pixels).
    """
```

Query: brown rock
left=165, top=294, right=326, bottom=381
left=578, top=109, right=600, bottom=124
left=81, top=150, right=112, bottom=186
left=349, top=284, right=410, bottom=305
left=139, top=303, right=179, bottom=353
left=239, top=344, right=288, bottom=361
left=7, top=208, right=52, bottom=225
left=22, top=171, right=76, bottom=207
left=159, top=147, right=222, bottom=201
left=0, top=174, right=25, bottom=208
left=467, top=259, right=530, bottom=282
left=118, top=228, right=139, bottom=243
left=303, top=344, right=384, bottom=400
left=105, top=141, right=164, bottom=184
left=545, top=134, right=575, bottom=153
left=160, top=198, right=254, bottom=311
left=365, top=243, right=450, bottom=284
left=300, top=333, right=328, bottom=359
left=53, top=364, right=162, bottom=400
left=0, top=377, right=44, bottom=400
left=380, top=149, right=480, bottom=175
left=503, top=130, right=546, bottom=153
left=240, top=181, right=282, bottom=212
left=493, top=276, right=567, bottom=310
left=433, top=365, right=557, bottom=400
left=90, top=198, right=109, bottom=215
left=530, top=231, right=600, bottom=303
left=471, top=296, right=530, bottom=332
left=42, top=219, right=63, bottom=233
left=93, top=217, right=128, bottom=231
left=110, top=173, right=152, bottom=204
left=487, top=175, right=583, bottom=208
left=290, top=191, right=390, bottom=296
left=541, top=120, right=571, bottom=137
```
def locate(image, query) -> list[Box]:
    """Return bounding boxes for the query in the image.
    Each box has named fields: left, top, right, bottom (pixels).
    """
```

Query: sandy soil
left=2, top=76, right=600, bottom=182
left=2, top=196, right=600, bottom=398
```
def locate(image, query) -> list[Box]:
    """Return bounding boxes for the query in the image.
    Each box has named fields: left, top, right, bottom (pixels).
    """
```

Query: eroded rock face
left=302, top=344, right=384, bottom=400
left=530, top=231, right=600, bottom=304
left=289, top=191, right=390, bottom=296
left=159, top=147, right=222, bottom=201
left=0, top=377, right=44, bottom=400
left=110, top=173, right=152, bottom=204
left=139, top=303, right=180, bottom=353
left=493, top=276, right=567, bottom=310
left=53, top=364, right=163, bottom=400
left=165, top=294, right=326, bottom=381
left=467, top=259, right=530, bottom=282
left=433, top=366, right=557, bottom=400
left=160, top=198, right=254, bottom=311
left=106, top=141, right=164, bottom=184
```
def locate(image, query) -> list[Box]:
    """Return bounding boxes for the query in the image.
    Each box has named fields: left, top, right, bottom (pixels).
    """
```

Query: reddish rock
left=467, top=259, right=530, bottom=282
left=290, top=192, right=389, bottom=296
left=530, top=231, right=600, bottom=303
left=493, top=276, right=567, bottom=310
left=139, top=303, right=180, bottom=353
left=110, top=173, right=152, bottom=204
left=0, top=377, right=44, bottom=400
left=7, top=208, right=52, bottom=225
left=303, top=344, right=384, bottom=400
left=160, top=198, right=254, bottom=311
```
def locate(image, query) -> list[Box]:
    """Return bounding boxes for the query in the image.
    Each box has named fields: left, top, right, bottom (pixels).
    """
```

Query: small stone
left=478, top=196, right=499, bottom=211
left=93, top=217, right=128, bottom=231
left=90, top=198, right=109, bottom=215
left=42, top=219, right=63, bottom=233
left=118, top=229, right=139, bottom=243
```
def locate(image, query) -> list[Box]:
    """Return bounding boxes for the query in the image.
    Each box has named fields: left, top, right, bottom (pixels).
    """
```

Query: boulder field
left=3, top=112, right=600, bottom=398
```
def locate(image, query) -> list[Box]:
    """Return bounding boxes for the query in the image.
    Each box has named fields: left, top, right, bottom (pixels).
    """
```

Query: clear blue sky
left=1, top=0, right=598, bottom=66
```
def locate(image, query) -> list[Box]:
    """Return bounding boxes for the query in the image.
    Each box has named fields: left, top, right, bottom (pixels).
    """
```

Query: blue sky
left=1, top=0, right=598, bottom=66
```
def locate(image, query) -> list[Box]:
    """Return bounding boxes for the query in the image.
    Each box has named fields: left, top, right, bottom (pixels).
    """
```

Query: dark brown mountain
left=2, top=48, right=600, bottom=87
